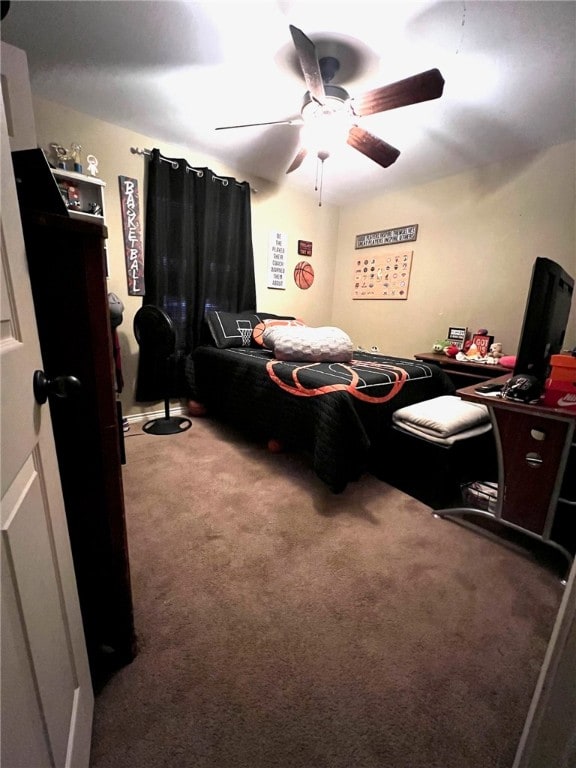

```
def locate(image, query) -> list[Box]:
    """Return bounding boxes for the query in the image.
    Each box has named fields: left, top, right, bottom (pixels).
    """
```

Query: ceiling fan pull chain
left=317, top=151, right=329, bottom=207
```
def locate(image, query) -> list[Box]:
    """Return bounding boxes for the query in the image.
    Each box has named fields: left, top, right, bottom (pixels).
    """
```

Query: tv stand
left=434, top=376, right=576, bottom=579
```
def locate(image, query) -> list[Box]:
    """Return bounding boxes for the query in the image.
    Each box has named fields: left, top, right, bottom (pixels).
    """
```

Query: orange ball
left=294, top=261, right=314, bottom=289
left=187, top=400, right=207, bottom=416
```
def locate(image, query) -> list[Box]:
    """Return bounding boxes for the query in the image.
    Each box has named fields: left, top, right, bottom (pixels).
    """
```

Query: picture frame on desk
left=447, top=326, right=468, bottom=349
left=472, top=333, right=494, bottom=357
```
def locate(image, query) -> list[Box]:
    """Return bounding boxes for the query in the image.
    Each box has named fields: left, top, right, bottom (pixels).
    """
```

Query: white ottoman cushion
left=392, top=395, right=491, bottom=445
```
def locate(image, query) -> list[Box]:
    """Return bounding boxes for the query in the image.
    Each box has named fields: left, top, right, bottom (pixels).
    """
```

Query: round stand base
left=142, top=416, right=192, bottom=436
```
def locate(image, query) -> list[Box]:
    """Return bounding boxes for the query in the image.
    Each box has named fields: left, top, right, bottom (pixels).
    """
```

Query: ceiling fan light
left=302, top=116, right=351, bottom=155
left=300, top=84, right=353, bottom=154
left=301, top=84, right=351, bottom=119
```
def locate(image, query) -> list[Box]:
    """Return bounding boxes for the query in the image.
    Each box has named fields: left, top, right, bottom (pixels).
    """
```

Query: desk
left=435, top=376, right=576, bottom=576
left=414, top=352, right=510, bottom=389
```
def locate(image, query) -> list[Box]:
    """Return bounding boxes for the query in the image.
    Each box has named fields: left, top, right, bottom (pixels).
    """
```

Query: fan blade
left=347, top=126, right=400, bottom=168
left=351, top=68, right=445, bottom=117
left=289, top=25, right=326, bottom=104
left=286, top=147, right=308, bottom=174
left=216, top=118, right=303, bottom=130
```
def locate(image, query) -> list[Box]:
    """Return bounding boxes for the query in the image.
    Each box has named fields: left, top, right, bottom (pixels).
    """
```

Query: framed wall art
left=352, top=249, right=413, bottom=300
left=267, top=231, right=287, bottom=289
left=119, top=175, right=145, bottom=295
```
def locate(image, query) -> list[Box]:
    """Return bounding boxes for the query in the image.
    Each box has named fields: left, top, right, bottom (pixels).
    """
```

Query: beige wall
left=332, top=141, right=576, bottom=359
left=31, top=97, right=576, bottom=416
left=32, top=97, right=339, bottom=417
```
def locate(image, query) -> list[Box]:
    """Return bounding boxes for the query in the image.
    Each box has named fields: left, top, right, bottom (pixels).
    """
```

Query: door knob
left=33, top=370, right=82, bottom=405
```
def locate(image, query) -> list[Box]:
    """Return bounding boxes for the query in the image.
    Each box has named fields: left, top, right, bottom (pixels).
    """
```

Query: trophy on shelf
left=49, top=142, right=84, bottom=173
left=70, top=143, right=83, bottom=173
left=50, top=142, right=71, bottom=170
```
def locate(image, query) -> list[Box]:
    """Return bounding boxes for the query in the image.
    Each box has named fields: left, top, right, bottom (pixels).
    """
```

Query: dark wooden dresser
left=414, top=351, right=511, bottom=389
left=21, top=211, right=136, bottom=689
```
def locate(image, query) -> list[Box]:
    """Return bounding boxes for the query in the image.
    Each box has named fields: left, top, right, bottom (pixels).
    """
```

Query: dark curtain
left=135, top=149, right=256, bottom=400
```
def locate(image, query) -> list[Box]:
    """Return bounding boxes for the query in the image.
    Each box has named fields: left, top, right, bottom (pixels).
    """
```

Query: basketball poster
left=267, top=231, right=287, bottom=289
left=352, top=249, right=413, bottom=299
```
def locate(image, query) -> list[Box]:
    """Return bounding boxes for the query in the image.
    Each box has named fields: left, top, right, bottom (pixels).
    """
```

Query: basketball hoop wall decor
left=294, top=261, right=314, bottom=290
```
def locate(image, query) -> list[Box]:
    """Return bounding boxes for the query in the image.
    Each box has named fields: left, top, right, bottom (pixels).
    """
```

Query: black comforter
left=190, top=346, right=454, bottom=491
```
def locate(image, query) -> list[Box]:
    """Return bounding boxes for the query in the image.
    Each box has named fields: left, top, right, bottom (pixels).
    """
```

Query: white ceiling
left=2, top=0, right=575, bottom=206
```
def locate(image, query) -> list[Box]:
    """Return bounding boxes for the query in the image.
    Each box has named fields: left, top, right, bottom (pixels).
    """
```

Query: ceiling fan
left=216, top=25, right=445, bottom=176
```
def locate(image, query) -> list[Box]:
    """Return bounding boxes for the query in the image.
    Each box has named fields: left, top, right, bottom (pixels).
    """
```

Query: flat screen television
left=513, top=257, right=574, bottom=384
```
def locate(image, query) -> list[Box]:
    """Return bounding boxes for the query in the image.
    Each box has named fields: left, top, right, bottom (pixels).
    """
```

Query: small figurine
left=86, top=154, right=99, bottom=177
left=486, top=342, right=504, bottom=364
left=432, top=340, right=449, bottom=353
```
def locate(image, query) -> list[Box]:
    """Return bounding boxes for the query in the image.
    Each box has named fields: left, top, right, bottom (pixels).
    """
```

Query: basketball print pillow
left=294, top=261, right=314, bottom=289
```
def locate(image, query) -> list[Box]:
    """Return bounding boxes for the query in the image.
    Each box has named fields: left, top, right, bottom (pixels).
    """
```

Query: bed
left=186, top=311, right=455, bottom=492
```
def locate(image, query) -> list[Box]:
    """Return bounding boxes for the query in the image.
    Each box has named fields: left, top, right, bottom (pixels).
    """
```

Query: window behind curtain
left=135, top=149, right=256, bottom=401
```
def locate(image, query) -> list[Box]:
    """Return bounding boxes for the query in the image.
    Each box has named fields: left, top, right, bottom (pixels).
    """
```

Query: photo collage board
left=352, top=249, right=413, bottom=300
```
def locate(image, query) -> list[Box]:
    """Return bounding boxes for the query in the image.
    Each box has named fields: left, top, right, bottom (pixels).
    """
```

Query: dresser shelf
left=414, top=352, right=511, bottom=389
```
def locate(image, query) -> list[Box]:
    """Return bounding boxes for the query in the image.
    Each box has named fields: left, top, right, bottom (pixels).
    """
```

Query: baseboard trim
left=124, top=403, right=187, bottom=425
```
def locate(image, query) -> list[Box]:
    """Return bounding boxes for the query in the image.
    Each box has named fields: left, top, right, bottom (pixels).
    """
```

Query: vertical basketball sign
left=119, top=175, right=145, bottom=295
left=267, top=231, right=287, bottom=290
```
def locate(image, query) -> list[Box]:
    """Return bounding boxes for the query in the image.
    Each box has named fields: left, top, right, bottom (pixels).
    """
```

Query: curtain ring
left=159, top=155, right=179, bottom=170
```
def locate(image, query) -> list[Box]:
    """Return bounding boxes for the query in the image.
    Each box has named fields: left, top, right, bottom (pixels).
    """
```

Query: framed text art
left=119, top=175, right=145, bottom=295
left=355, top=224, right=418, bottom=250
left=267, top=231, right=287, bottom=289
left=447, top=326, right=468, bottom=349
left=353, top=249, right=413, bottom=300
left=472, top=333, right=494, bottom=357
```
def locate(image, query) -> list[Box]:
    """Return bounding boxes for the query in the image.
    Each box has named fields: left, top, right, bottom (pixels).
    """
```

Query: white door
left=0, top=98, right=93, bottom=765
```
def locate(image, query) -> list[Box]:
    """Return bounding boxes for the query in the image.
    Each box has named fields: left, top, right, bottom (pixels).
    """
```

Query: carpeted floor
left=89, top=416, right=562, bottom=768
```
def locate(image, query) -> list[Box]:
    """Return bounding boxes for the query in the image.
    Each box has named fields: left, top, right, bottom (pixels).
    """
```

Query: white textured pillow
left=262, top=325, right=289, bottom=350
left=258, top=318, right=306, bottom=349
left=268, top=326, right=353, bottom=362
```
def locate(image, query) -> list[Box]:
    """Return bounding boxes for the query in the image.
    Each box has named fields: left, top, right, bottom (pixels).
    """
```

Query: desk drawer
left=494, top=409, right=571, bottom=534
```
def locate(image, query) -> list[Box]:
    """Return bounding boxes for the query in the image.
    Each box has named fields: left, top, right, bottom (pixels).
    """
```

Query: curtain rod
left=130, top=147, right=257, bottom=192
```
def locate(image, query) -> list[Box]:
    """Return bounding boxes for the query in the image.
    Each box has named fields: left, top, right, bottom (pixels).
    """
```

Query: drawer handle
left=530, top=429, right=547, bottom=441
left=525, top=452, right=543, bottom=467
